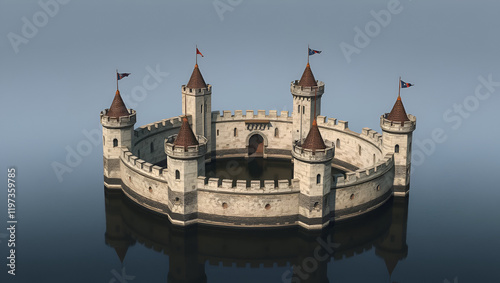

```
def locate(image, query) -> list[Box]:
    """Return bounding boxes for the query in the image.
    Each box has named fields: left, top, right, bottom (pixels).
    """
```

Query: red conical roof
left=186, top=64, right=207, bottom=89
left=302, top=119, right=326, bottom=150
left=386, top=96, right=410, bottom=123
left=298, top=63, right=317, bottom=87
left=174, top=116, right=199, bottom=148
left=107, top=90, right=130, bottom=118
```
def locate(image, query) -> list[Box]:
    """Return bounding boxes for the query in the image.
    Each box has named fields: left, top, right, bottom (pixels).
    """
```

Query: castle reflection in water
left=104, top=190, right=409, bottom=282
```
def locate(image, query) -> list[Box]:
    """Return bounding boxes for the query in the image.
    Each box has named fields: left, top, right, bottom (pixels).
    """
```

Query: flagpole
left=116, top=69, right=119, bottom=91
left=398, top=76, right=401, bottom=98
left=195, top=45, right=198, bottom=65
left=314, top=87, right=317, bottom=120
left=307, top=44, right=309, bottom=64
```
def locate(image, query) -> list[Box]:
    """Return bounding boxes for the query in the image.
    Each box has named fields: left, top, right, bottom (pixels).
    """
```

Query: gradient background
left=0, top=0, right=499, bottom=282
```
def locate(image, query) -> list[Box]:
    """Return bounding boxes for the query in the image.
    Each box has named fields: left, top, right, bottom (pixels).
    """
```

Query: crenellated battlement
left=181, top=84, right=212, bottom=96
left=197, top=176, right=299, bottom=194
left=291, top=140, right=335, bottom=163
left=211, top=110, right=292, bottom=122
left=134, top=116, right=184, bottom=139
left=334, top=153, right=394, bottom=188
left=120, top=148, right=168, bottom=180
left=359, top=128, right=383, bottom=148
left=100, top=109, right=136, bottom=127
left=165, top=135, right=208, bottom=159
left=380, top=114, right=416, bottom=133
left=316, top=115, right=350, bottom=131
left=290, top=80, right=325, bottom=97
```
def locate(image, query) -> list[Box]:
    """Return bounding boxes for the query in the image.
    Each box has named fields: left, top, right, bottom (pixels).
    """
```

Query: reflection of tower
left=380, top=95, right=416, bottom=196
left=104, top=191, right=135, bottom=263
left=375, top=197, right=409, bottom=277
left=101, top=90, right=136, bottom=186
left=168, top=226, right=207, bottom=283
left=291, top=63, right=325, bottom=142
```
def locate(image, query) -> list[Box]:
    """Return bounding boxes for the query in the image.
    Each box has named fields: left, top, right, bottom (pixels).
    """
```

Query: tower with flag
left=380, top=78, right=417, bottom=196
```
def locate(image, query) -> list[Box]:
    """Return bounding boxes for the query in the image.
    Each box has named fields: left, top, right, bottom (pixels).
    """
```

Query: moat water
left=2, top=155, right=499, bottom=283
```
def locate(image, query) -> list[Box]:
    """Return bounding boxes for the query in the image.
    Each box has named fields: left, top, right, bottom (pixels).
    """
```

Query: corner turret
left=292, top=118, right=334, bottom=229
left=101, top=90, right=136, bottom=187
left=380, top=95, right=416, bottom=196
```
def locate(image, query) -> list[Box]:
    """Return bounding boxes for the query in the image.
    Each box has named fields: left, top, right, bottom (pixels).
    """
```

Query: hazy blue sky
left=1, top=1, right=499, bottom=282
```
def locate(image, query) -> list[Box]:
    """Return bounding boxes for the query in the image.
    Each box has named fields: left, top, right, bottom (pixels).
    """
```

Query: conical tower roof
left=298, top=63, right=317, bottom=87
left=107, top=90, right=130, bottom=118
left=302, top=119, right=326, bottom=150
left=386, top=96, right=410, bottom=123
left=114, top=246, right=129, bottom=263
left=174, top=116, right=199, bottom=148
left=186, top=64, right=207, bottom=89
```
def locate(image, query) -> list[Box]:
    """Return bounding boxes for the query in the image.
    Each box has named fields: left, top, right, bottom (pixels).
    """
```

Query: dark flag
left=117, top=73, right=130, bottom=80
left=400, top=80, right=413, bottom=88
left=308, top=48, right=322, bottom=56
left=196, top=48, right=204, bottom=57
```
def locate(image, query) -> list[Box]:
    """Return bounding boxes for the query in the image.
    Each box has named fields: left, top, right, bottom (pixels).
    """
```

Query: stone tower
left=165, top=116, right=207, bottom=222
left=101, top=90, right=136, bottom=186
left=291, top=63, right=325, bottom=142
left=380, top=95, right=416, bottom=196
left=181, top=64, right=212, bottom=159
left=292, top=119, right=335, bottom=229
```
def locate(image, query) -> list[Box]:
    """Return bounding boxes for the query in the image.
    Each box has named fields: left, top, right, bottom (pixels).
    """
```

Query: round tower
left=292, top=119, right=335, bottom=229
left=165, top=116, right=207, bottom=223
left=291, top=63, right=325, bottom=143
left=101, top=90, right=136, bottom=186
left=181, top=64, right=212, bottom=160
left=380, top=95, right=416, bottom=197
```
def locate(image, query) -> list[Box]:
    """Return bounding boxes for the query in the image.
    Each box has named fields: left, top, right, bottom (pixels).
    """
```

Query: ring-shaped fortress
left=101, top=62, right=416, bottom=230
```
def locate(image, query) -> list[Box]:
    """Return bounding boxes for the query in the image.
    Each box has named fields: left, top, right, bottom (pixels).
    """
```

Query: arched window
left=113, top=138, right=118, bottom=147
left=150, top=142, right=154, bottom=153
left=395, top=144, right=400, bottom=153
left=336, top=138, right=340, bottom=148
left=175, top=170, right=180, bottom=180
left=274, top=128, right=279, bottom=137
left=234, top=128, right=237, bottom=137
left=316, top=174, right=321, bottom=184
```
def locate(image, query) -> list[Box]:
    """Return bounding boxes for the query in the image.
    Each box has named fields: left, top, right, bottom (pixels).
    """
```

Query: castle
left=101, top=61, right=416, bottom=230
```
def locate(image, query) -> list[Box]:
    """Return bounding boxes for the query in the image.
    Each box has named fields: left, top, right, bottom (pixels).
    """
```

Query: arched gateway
left=248, top=134, right=264, bottom=156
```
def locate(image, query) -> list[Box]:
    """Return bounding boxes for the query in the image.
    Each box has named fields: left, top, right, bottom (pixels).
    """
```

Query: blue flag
left=400, top=80, right=413, bottom=88
left=117, top=73, right=130, bottom=80
left=308, top=48, right=322, bottom=56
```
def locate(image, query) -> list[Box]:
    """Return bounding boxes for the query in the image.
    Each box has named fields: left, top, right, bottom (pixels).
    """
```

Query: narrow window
left=150, top=142, right=154, bottom=153
left=217, top=129, right=219, bottom=136
left=103, top=136, right=105, bottom=146
left=274, top=128, right=279, bottom=137
left=358, top=145, right=361, bottom=155
left=373, top=154, right=376, bottom=164
left=201, top=104, right=203, bottom=113
left=175, top=170, right=180, bottom=180
left=336, top=138, right=340, bottom=148
left=234, top=128, right=237, bottom=137
left=298, top=105, right=300, bottom=113
left=113, top=138, right=118, bottom=147
left=316, top=174, right=321, bottom=184
left=395, top=144, right=400, bottom=153
left=302, top=106, right=305, bottom=114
